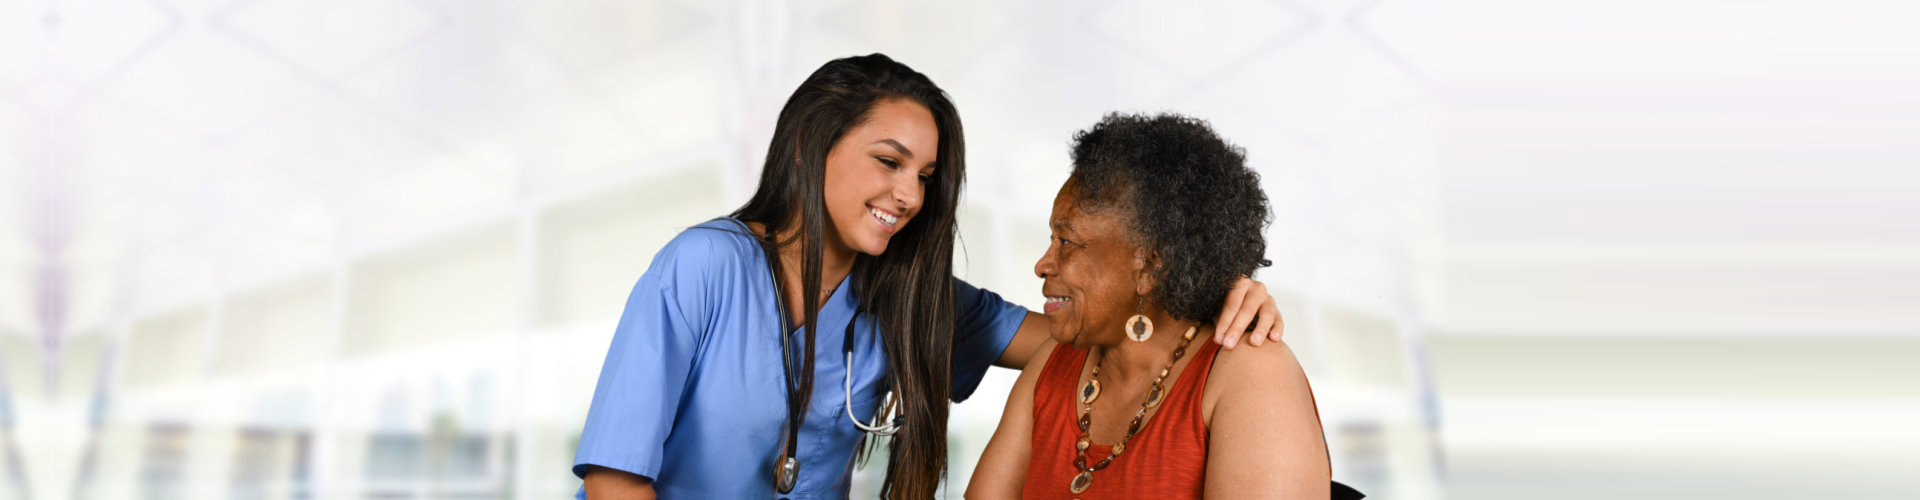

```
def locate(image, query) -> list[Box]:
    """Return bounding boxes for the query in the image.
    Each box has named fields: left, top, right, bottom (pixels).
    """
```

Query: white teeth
left=870, top=207, right=897, bottom=225
left=1046, top=296, right=1069, bottom=303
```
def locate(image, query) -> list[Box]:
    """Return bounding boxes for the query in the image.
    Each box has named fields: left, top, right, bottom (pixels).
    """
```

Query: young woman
left=571, top=54, right=1284, bottom=499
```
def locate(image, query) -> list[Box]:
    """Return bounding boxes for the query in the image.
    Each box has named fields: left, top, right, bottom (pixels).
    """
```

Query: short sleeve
left=571, top=233, right=722, bottom=483
left=949, top=277, right=1030, bottom=402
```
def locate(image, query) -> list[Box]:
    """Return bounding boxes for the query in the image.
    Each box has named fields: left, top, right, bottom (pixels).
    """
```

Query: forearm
left=583, top=467, right=658, bottom=500
left=992, top=311, right=1051, bottom=369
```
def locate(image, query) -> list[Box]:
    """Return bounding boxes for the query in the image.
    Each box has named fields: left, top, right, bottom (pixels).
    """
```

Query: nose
left=1034, top=241, right=1057, bottom=279
left=893, top=173, right=922, bottom=214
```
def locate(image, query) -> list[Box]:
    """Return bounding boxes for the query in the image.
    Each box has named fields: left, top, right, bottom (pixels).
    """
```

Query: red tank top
left=1020, top=340, right=1222, bottom=499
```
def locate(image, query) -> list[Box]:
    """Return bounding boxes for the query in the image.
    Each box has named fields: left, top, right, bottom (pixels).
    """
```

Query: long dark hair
left=731, top=53, right=964, bottom=499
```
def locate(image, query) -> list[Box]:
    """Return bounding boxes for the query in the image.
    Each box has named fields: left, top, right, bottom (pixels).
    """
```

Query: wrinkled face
left=821, top=98, right=939, bottom=257
left=1033, top=180, right=1145, bottom=348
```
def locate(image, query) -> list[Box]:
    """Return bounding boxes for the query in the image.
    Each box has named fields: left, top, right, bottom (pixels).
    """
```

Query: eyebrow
left=873, top=139, right=913, bottom=158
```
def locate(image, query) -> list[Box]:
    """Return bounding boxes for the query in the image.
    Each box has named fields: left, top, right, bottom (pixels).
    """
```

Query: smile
left=1043, top=295, right=1069, bottom=314
left=869, top=206, right=900, bottom=231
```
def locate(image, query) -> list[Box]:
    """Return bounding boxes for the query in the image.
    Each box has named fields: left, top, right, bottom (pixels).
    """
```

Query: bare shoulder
left=1213, top=339, right=1308, bottom=385
left=1203, top=339, right=1314, bottom=421
left=1020, top=338, right=1062, bottom=382
left=1007, top=338, right=1064, bottom=411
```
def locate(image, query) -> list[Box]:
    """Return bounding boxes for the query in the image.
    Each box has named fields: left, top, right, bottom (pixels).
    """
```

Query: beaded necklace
left=1068, top=326, right=1199, bottom=495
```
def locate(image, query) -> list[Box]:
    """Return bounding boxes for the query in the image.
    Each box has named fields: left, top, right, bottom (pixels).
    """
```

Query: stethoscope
left=840, top=313, right=904, bottom=436
left=754, top=226, right=903, bottom=494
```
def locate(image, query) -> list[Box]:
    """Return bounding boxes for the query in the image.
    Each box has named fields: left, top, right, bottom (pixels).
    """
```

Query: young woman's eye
left=877, top=157, right=899, bottom=168
left=918, top=173, right=931, bottom=184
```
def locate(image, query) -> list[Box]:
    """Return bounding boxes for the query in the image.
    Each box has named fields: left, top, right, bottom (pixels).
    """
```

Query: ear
left=1132, top=248, right=1158, bottom=298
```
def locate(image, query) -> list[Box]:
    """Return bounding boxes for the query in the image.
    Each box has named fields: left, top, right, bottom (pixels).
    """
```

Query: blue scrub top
left=572, top=218, right=1028, bottom=499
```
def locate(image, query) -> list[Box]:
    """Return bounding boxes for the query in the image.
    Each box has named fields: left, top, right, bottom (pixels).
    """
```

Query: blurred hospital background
left=3, top=0, right=1918, bottom=498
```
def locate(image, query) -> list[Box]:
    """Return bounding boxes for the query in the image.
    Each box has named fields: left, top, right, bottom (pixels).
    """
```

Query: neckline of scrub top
left=769, top=269, right=855, bottom=340
left=722, top=216, right=858, bottom=343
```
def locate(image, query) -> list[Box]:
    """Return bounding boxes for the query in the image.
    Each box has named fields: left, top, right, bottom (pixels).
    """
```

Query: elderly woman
left=967, top=113, right=1333, bottom=499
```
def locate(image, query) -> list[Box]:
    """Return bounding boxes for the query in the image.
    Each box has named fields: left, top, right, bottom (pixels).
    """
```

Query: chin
left=1047, top=327, right=1078, bottom=346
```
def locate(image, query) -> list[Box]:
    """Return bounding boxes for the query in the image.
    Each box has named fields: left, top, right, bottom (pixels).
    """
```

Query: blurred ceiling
left=3, top=0, right=1918, bottom=365
left=1362, top=0, right=1920, bottom=337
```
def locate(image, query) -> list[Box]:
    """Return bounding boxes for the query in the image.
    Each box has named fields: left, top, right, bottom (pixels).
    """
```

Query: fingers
left=1250, top=301, right=1277, bottom=346
left=1264, top=301, right=1285, bottom=343
left=1214, top=278, right=1252, bottom=346
left=1236, top=280, right=1267, bottom=348
left=1233, top=286, right=1265, bottom=347
left=1213, top=306, right=1237, bottom=346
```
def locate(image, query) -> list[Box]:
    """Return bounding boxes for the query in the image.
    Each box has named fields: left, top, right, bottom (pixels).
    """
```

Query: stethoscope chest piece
left=774, top=454, right=800, bottom=493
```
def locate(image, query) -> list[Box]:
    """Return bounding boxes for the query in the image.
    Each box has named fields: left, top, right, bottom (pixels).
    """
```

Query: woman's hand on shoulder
left=1212, top=276, right=1283, bottom=349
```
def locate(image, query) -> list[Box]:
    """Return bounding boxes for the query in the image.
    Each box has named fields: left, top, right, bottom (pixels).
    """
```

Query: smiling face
left=821, top=98, right=939, bottom=257
left=1033, top=179, right=1148, bottom=348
